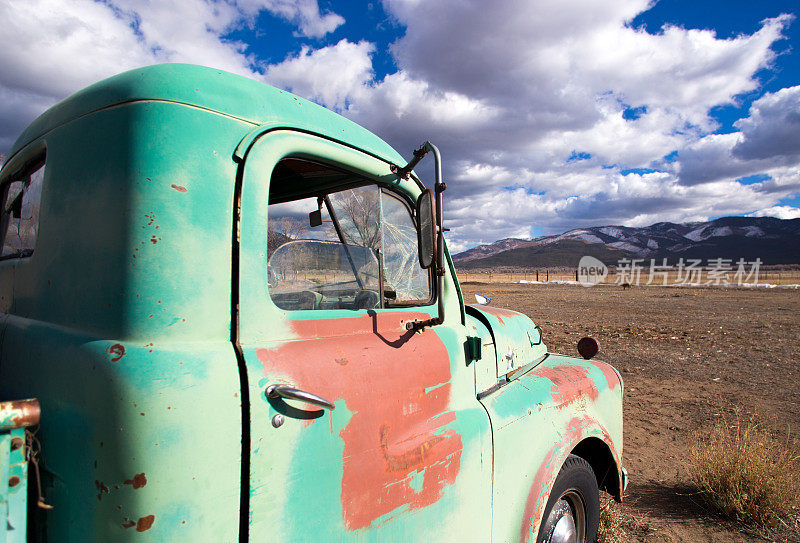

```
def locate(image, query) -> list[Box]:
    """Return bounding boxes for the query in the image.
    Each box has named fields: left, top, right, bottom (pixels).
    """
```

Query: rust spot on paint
left=107, top=343, right=125, bottom=362
left=150, top=236, right=158, bottom=244
left=122, top=519, right=135, bottom=529
left=256, top=311, right=462, bottom=531
left=170, top=184, right=188, bottom=193
left=379, top=422, right=450, bottom=471
left=123, top=473, right=147, bottom=489
left=95, top=479, right=110, bottom=501
left=136, top=515, right=155, bottom=532
left=334, top=357, right=348, bottom=366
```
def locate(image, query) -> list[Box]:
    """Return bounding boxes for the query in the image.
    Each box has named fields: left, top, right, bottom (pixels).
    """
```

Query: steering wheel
left=297, top=290, right=323, bottom=310
left=353, top=290, right=379, bottom=310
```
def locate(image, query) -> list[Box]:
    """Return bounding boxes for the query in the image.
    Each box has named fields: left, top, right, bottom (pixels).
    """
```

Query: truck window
left=267, top=158, right=431, bottom=310
left=1, top=158, right=44, bottom=259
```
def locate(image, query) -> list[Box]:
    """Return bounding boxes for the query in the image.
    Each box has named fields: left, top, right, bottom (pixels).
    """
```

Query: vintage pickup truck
left=0, top=64, right=624, bottom=542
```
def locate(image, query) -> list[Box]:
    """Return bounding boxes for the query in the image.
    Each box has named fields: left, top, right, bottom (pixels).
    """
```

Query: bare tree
left=268, top=216, right=308, bottom=256
left=329, top=187, right=380, bottom=250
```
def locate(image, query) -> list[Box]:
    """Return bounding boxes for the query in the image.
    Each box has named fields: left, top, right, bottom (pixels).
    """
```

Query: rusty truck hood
left=465, top=304, right=547, bottom=378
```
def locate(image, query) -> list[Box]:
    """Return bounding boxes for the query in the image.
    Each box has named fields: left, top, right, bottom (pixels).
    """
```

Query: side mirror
left=416, top=189, right=436, bottom=269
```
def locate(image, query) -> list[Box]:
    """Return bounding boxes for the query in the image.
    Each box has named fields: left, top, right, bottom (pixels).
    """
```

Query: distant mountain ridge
left=453, top=216, right=800, bottom=268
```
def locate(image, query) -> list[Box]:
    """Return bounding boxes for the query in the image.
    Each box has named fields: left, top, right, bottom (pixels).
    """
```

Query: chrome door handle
left=265, top=384, right=335, bottom=410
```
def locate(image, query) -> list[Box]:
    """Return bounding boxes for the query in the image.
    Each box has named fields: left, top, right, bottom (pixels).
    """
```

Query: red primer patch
left=256, top=311, right=462, bottom=531
left=593, top=360, right=621, bottom=391
left=532, top=365, right=599, bottom=408
left=478, top=306, right=522, bottom=320
left=520, top=448, right=559, bottom=542
left=520, top=416, right=592, bottom=542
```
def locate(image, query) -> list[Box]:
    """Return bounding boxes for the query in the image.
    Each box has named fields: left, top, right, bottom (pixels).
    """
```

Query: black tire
left=536, top=454, right=600, bottom=543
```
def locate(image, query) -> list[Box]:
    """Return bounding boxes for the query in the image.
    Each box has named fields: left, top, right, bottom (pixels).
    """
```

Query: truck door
left=236, top=130, right=492, bottom=541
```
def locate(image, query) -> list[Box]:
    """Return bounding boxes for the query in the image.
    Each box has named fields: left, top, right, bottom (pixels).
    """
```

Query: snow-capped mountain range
left=453, top=216, right=800, bottom=267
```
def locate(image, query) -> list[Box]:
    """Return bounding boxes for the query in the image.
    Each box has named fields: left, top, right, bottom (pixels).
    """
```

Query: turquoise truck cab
left=0, top=64, right=624, bottom=542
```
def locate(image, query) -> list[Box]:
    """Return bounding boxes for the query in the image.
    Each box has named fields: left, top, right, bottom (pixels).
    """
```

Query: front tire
left=536, top=454, right=600, bottom=543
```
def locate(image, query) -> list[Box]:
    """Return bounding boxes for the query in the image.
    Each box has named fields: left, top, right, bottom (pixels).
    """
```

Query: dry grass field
left=459, top=280, right=800, bottom=542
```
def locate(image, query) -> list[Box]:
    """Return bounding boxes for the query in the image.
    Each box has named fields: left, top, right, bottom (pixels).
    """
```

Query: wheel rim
left=543, top=490, right=587, bottom=543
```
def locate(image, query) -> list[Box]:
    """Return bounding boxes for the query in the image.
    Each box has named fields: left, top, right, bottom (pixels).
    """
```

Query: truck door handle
left=265, top=384, right=335, bottom=410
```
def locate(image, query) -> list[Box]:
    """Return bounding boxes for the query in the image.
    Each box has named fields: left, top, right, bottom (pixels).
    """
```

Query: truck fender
left=520, top=419, right=621, bottom=543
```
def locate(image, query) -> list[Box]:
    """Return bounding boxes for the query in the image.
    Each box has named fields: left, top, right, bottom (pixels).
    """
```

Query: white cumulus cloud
left=746, top=205, right=800, bottom=219
left=0, top=0, right=344, bottom=150
left=265, top=40, right=375, bottom=110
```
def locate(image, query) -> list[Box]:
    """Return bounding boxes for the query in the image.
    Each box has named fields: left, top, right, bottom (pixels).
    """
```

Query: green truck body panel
left=0, top=64, right=623, bottom=541
left=2, top=425, right=29, bottom=542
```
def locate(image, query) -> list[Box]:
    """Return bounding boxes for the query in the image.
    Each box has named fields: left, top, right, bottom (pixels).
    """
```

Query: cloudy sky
left=2, top=0, right=799, bottom=251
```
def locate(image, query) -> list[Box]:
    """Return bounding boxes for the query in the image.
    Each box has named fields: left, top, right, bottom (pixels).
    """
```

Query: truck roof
left=8, top=63, right=403, bottom=165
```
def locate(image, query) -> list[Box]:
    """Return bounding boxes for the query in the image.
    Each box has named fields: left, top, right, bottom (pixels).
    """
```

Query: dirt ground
left=460, top=281, right=800, bottom=542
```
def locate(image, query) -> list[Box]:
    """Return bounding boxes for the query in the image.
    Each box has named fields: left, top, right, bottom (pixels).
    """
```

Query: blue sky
left=228, top=2, right=401, bottom=78
left=1, top=0, right=799, bottom=251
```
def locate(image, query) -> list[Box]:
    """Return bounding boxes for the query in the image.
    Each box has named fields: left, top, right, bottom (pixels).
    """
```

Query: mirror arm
left=403, top=142, right=447, bottom=333
left=391, top=143, right=429, bottom=179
